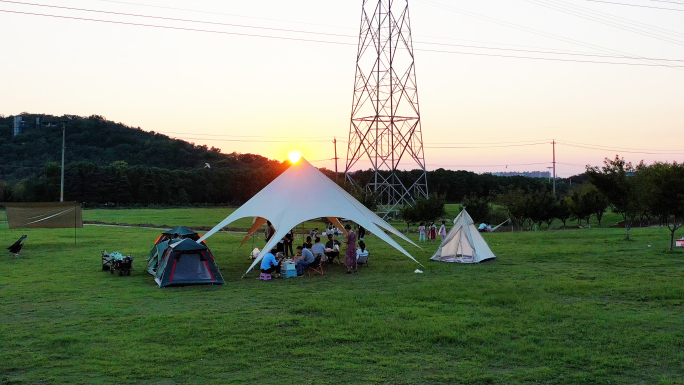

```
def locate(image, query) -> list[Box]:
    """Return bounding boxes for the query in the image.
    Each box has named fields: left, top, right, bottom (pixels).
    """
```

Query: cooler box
left=676, top=239, right=684, bottom=247
left=282, top=261, right=297, bottom=278
left=285, top=269, right=298, bottom=278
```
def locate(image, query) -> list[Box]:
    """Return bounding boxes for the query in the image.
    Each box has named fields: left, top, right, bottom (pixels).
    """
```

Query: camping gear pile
left=146, top=227, right=224, bottom=288
left=101, top=250, right=134, bottom=276
left=431, top=209, right=497, bottom=264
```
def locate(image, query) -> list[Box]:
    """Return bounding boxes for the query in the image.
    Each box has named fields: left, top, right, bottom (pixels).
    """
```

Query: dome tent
left=153, top=239, right=224, bottom=287
left=154, top=226, right=200, bottom=245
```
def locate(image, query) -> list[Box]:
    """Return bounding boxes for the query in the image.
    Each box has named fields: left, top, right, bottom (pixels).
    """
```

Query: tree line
left=440, top=156, right=684, bottom=251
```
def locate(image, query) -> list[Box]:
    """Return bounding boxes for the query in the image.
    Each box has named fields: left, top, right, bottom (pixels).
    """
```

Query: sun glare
left=287, top=150, right=302, bottom=164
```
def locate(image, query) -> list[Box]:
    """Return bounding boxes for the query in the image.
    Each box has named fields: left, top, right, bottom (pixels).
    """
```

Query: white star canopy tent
left=198, top=158, right=423, bottom=275
left=430, top=208, right=497, bottom=263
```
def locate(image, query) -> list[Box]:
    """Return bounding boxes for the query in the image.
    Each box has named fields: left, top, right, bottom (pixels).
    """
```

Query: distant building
left=490, top=171, right=551, bottom=178
left=13, top=116, right=27, bottom=136
left=12, top=115, right=61, bottom=136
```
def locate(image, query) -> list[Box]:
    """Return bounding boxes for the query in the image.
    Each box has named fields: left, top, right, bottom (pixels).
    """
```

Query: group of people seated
left=260, top=229, right=370, bottom=277
left=478, top=222, right=493, bottom=233
left=260, top=245, right=316, bottom=277
left=301, top=234, right=341, bottom=264
left=309, top=225, right=343, bottom=238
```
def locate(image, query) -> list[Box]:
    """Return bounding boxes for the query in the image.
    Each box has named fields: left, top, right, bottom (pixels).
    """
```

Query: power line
left=524, top=0, right=684, bottom=46
left=0, top=0, right=356, bottom=39
left=5, top=1, right=683, bottom=64
left=415, top=0, right=684, bottom=69
left=557, top=142, right=684, bottom=155
left=160, top=132, right=333, bottom=139
left=587, top=0, right=684, bottom=11
left=173, top=136, right=330, bottom=143
left=651, top=0, right=684, bottom=5
left=0, top=9, right=357, bottom=45
left=558, top=0, right=684, bottom=38
left=105, top=0, right=657, bottom=58
left=417, top=47, right=683, bottom=67
left=417, top=40, right=684, bottom=62
left=424, top=142, right=550, bottom=149
left=97, top=0, right=354, bottom=30
left=559, top=139, right=684, bottom=153
left=2, top=8, right=683, bottom=68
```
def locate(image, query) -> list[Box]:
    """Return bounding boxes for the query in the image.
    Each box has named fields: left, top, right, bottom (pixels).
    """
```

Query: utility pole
left=333, top=137, right=338, bottom=182
left=552, top=139, right=556, bottom=195
left=60, top=120, right=66, bottom=202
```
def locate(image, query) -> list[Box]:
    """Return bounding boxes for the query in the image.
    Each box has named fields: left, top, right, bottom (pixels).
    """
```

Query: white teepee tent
left=431, top=209, right=497, bottom=263
left=198, top=158, right=423, bottom=275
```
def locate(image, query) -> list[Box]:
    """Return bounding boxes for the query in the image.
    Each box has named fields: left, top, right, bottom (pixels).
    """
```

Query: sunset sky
left=1, top=0, right=683, bottom=177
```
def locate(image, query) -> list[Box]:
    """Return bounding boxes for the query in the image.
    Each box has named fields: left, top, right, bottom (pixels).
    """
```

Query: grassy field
left=1, top=209, right=683, bottom=384
left=80, top=204, right=624, bottom=233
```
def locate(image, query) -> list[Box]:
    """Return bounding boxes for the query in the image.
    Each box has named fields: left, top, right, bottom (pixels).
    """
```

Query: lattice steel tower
left=345, top=0, right=428, bottom=217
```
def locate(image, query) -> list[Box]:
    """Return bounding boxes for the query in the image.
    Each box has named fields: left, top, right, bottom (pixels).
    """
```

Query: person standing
left=418, top=222, right=426, bottom=242
left=358, top=225, right=366, bottom=240
left=265, top=221, right=276, bottom=243
left=284, top=229, right=294, bottom=257
left=439, top=220, right=447, bottom=242
left=343, top=224, right=357, bottom=274
left=428, top=222, right=437, bottom=242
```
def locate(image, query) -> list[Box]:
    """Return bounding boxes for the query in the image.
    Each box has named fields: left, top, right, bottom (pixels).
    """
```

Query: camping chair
left=307, top=255, right=324, bottom=276
left=7, top=235, right=27, bottom=259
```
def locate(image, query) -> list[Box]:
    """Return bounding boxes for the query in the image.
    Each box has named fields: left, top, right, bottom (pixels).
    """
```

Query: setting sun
left=287, top=150, right=302, bottom=164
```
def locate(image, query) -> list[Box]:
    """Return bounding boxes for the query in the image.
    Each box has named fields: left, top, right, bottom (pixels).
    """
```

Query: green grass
left=81, top=204, right=627, bottom=233
left=1, top=210, right=683, bottom=384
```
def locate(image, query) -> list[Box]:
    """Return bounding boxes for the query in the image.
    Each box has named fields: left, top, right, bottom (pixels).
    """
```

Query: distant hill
left=0, top=113, right=281, bottom=183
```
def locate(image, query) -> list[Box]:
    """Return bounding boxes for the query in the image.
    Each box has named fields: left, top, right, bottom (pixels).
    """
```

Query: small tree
left=527, top=191, right=556, bottom=230
left=413, top=194, right=448, bottom=222
left=338, top=182, right=379, bottom=212
left=461, top=195, right=491, bottom=223
left=582, top=185, right=609, bottom=227
left=400, top=204, right=418, bottom=231
left=587, top=156, right=643, bottom=239
left=555, top=198, right=572, bottom=229
left=639, top=162, right=684, bottom=250
left=497, top=189, right=528, bottom=230
left=568, top=187, right=592, bottom=227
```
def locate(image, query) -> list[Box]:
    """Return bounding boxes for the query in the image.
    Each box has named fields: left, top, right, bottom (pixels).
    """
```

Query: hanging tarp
left=2, top=202, right=82, bottom=229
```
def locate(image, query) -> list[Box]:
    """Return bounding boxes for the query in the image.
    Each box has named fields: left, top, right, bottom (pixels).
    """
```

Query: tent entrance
left=171, top=254, right=212, bottom=282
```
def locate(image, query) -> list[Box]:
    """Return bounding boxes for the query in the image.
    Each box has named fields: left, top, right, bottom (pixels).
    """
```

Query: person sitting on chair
left=294, top=246, right=315, bottom=276
left=356, top=240, right=369, bottom=260
left=324, top=234, right=341, bottom=264
left=260, top=248, right=282, bottom=277
left=311, top=236, right=325, bottom=259
left=302, top=236, right=313, bottom=250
